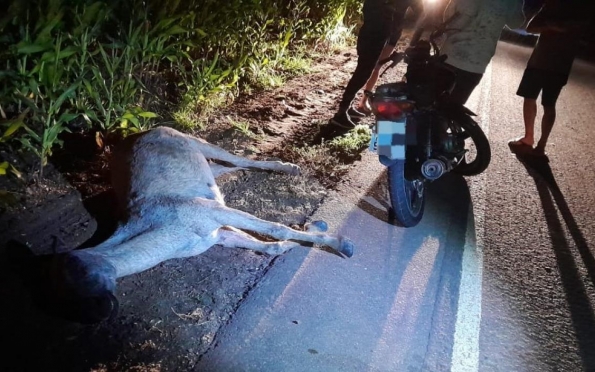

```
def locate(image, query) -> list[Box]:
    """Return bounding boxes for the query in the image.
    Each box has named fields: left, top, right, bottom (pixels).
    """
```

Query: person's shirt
left=440, top=0, right=525, bottom=74
left=527, top=30, right=577, bottom=75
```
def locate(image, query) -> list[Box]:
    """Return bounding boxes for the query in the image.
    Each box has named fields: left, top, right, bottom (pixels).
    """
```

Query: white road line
left=450, top=63, right=491, bottom=372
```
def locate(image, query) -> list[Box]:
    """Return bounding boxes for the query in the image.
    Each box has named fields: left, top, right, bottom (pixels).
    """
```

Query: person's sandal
left=532, top=147, right=548, bottom=157
left=329, top=112, right=356, bottom=129
left=508, top=138, right=533, bottom=153
left=508, top=138, right=532, bottom=147
left=355, top=105, right=372, bottom=116
left=347, top=107, right=367, bottom=119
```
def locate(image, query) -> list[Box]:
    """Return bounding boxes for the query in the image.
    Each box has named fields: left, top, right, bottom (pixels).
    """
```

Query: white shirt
left=440, top=0, right=525, bottom=74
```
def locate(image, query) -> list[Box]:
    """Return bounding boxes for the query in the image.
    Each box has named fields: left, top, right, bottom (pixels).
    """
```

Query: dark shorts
left=516, top=68, right=568, bottom=107
left=388, top=24, right=403, bottom=46
left=446, top=64, right=484, bottom=105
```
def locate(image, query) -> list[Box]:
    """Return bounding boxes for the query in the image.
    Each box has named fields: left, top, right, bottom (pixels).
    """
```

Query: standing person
left=508, top=5, right=579, bottom=156
left=353, top=24, right=406, bottom=115
left=355, top=0, right=447, bottom=114
left=324, top=0, right=424, bottom=137
left=440, top=0, right=526, bottom=105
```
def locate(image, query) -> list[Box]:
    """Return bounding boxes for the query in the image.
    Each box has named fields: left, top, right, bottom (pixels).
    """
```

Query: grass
left=329, top=124, right=371, bottom=154
left=228, top=116, right=254, bottom=137
left=0, top=0, right=363, bottom=182
left=277, top=124, right=371, bottom=187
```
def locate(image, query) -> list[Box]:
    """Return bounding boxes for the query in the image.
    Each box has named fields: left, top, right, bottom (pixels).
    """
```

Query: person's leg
left=534, top=72, right=566, bottom=154
left=331, top=21, right=388, bottom=128
left=356, top=27, right=402, bottom=111
left=331, top=54, right=382, bottom=127
left=510, top=68, right=543, bottom=148
left=446, top=65, right=483, bottom=105
left=520, top=98, right=538, bottom=146
left=535, top=105, right=556, bottom=154
left=356, top=43, right=395, bottom=111
left=335, top=37, right=386, bottom=110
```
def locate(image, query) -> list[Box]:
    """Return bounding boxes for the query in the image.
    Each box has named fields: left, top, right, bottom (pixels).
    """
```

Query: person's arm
left=405, top=0, right=427, bottom=46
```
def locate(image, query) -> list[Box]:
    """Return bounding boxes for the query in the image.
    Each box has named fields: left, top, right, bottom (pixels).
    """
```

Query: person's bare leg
left=357, top=44, right=394, bottom=110
left=535, top=105, right=556, bottom=154
left=521, top=98, right=538, bottom=145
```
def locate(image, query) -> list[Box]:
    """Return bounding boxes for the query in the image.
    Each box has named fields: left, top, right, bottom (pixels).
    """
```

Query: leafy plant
left=119, top=107, right=158, bottom=135
left=228, top=116, right=253, bottom=137
left=329, top=124, right=371, bottom=153
left=0, top=0, right=364, bottom=180
left=0, top=161, right=22, bottom=178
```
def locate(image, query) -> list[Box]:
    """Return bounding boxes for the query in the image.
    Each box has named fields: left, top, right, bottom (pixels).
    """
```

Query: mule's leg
left=208, top=162, right=248, bottom=178
left=90, top=226, right=211, bottom=277
left=200, top=201, right=354, bottom=257
left=187, top=135, right=300, bottom=175
left=216, top=227, right=301, bottom=255
left=217, top=222, right=330, bottom=253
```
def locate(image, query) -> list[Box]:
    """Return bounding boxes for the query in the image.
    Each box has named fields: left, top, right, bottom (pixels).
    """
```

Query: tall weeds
left=0, top=0, right=361, bottom=177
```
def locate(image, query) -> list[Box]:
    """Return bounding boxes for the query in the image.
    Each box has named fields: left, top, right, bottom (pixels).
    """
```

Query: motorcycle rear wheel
left=387, top=159, right=426, bottom=227
left=450, top=113, right=491, bottom=176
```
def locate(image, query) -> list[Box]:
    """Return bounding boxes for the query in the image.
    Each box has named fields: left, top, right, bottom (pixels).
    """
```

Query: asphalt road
left=195, top=42, right=595, bottom=372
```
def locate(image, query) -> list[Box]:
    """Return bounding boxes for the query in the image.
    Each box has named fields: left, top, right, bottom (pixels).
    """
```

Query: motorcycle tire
left=450, top=113, right=491, bottom=176
left=387, top=159, right=426, bottom=227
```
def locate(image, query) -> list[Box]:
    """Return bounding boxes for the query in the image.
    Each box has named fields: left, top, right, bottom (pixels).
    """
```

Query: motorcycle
left=367, top=26, right=491, bottom=227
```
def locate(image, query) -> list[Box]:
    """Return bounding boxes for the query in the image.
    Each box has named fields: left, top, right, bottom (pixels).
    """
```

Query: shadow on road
left=355, top=170, right=473, bottom=369
left=519, top=154, right=595, bottom=371
left=196, top=170, right=475, bottom=371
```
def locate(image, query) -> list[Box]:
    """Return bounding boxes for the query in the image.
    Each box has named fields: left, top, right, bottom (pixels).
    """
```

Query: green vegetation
left=279, top=122, right=371, bottom=186
left=0, top=0, right=361, bottom=178
left=329, top=124, right=371, bottom=154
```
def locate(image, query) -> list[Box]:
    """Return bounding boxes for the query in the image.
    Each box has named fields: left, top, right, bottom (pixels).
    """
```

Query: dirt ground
left=0, top=36, right=410, bottom=372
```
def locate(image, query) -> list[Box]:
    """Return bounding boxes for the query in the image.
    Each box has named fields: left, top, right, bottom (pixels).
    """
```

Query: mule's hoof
left=306, top=220, right=328, bottom=232
left=339, top=238, right=355, bottom=258
left=286, top=163, right=301, bottom=176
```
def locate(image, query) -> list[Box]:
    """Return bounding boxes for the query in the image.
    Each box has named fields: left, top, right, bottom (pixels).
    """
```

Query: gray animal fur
left=72, top=126, right=354, bottom=280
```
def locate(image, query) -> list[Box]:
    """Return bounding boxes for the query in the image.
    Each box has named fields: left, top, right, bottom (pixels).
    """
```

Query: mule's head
left=41, top=251, right=119, bottom=324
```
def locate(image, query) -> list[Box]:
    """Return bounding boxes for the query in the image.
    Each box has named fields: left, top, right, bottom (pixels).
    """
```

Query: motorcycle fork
left=425, top=116, right=432, bottom=159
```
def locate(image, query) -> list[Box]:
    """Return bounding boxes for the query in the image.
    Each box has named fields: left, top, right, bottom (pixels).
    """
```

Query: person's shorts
left=445, top=64, right=484, bottom=106
left=516, top=68, right=569, bottom=107
left=387, top=24, right=403, bottom=47
left=356, top=20, right=390, bottom=57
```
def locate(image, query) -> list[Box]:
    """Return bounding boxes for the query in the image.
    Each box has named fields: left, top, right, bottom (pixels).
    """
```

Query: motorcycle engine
left=442, top=133, right=464, bottom=154
left=433, top=116, right=464, bottom=154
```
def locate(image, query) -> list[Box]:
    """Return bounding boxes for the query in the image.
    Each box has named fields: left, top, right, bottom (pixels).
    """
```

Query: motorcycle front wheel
left=387, top=159, right=426, bottom=227
left=449, top=113, right=491, bottom=176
